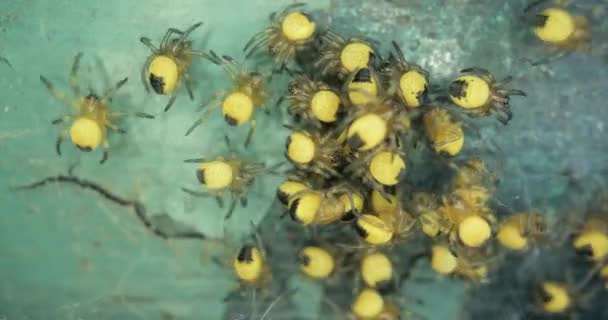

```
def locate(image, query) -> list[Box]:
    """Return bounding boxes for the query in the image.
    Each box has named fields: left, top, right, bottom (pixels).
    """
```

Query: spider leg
left=189, top=50, right=215, bottom=63
left=67, top=162, right=81, bottom=176
left=181, top=187, right=210, bottom=197
left=277, top=43, right=295, bottom=66
left=205, top=50, right=224, bottom=65
left=52, top=115, right=72, bottom=125
left=107, top=123, right=127, bottom=134
left=134, top=112, right=155, bottom=119
left=461, top=67, right=494, bottom=82
left=55, top=133, right=66, bottom=156
left=460, top=67, right=490, bottom=75
left=391, top=40, right=408, bottom=64
left=494, top=75, right=513, bottom=87
left=494, top=106, right=512, bottom=125
left=243, top=30, right=269, bottom=53
left=244, top=119, right=257, bottom=148
left=259, top=288, right=298, bottom=320
left=507, top=89, right=526, bottom=96
left=175, top=22, right=203, bottom=45
left=432, top=132, right=463, bottom=148
left=320, top=58, right=340, bottom=76
left=247, top=39, right=272, bottom=60
left=160, top=27, right=184, bottom=47
left=109, top=111, right=155, bottom=120
left=322, top=30, right=343, bottom=43
left=274, top=95, right=286, bottom=110
left=185, top=102, right=219, bottom=136
left=317, top=161, right=341, bottom=179
left=223, top=134, right=234, bottom=150
left=211, top=196, right=223, bottom=208
left=185, top=117, right=205, bottom=137
left=183, top=157, right=208, bottom=164
left=249, top=221, right=268, bottom=258
left=240, top=195, right=248, bottom=208
left=70, top=52, right=83, bottom=96
left=225, top=198, right=238, bottom=220
left=102, top=77, right=128, bottom=101
left=40, top=75, right=79, bottom=111
left=163, top=92, right=178, bottom=112
left=100, top=140, right=110, bottom=164
left=139, top=37, right=158, bottom=52
left=523, top=0, right=550, bottom=14
left=529, top=50, right=570, bottom=66
left=0, top=55, right=12, bottom=69
left=184, top=75, right=194, bottom=101
left=314, top=52, right=336, bottom=67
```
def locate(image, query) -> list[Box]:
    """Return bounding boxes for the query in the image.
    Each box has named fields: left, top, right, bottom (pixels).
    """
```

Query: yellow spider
left=448, top=67, right=526, bottom=125
left=315, top=31, right=376, bottom=78
left=140, top=22, right=212, bottom=112
left=244, top=3, right=317, bottom=69
left=186, top=52, right=270, bottom=147
left=285, top=128, right=345, bottom=179
left=422, top=107, right=465, bottom=157
left=379, top=41, right=430, bottom=108
left=281, top=74, right=344, bottom=128
left=524, top=0, right=591, bottom=65
left=40, top=52, right=152, bottom=164
left=182, top=136, right=274, bottom=219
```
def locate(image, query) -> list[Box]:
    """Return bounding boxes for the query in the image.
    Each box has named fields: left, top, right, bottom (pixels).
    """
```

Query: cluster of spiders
left=35, top=1, right=604, bottom=319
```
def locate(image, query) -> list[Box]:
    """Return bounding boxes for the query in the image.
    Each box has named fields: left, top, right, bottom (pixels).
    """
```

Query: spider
left=284, top=128, right=345, bottom=179
left=524, top=0, right=591, bottom=65
left=219, top=223, right=289, bottom=319
left=450, top=158, right=495, bottom=190
left=448, top=67, right=526, bottom=125
left=344, top=145, right=407, bottom=200
left=344, top=67, right=381, bottom=107
left=298, top=245, right=337, bottom=280
left=463, top=246, right=608, bottom=319
left=497, top=212, right=547, bottom=251
left=315, top=31, right=376, bottom=79
left=233, top=226, right=272, bottom=289
left=379, top=41, right=430, bottom=108
left=342, top=94, right=411, bottom=153
left=140, top=22, right=212, bottom=112
left=40, top=52, right=152, bottom=164
left=182, top=136, right=272, bottom=220
left=346, top=287, right=413, bottom=320
left=525, top=249, right=605, bottom=317
left=244, top=3, right=317, bottom=69
left=354, top=203, right=418, bottom=246
left=186, top=52, right=270, bottom=147
left=571, top=215, right=608, bottom=262
left=287, top=184, right=363, bottom=226
left=411, top=192, right=448, bottom=238
left=350, top=288, right=386, bottom=319
left=281, top=74, right=344, bottom=128
left=439, top=191, right=496, bottom=249
left=277, top=177, right=311, bottom=207
left=422, top=107, right=465, bottom=157
left=359, top=252, right=396, bottom=294
left=415, top=160, right=497, bottom=248
left=370, top=189, right=399, bottom=214
left=430, top=243, right=493, bottom=282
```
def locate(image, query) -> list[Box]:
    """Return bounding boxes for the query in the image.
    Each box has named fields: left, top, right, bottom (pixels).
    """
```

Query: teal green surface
left=1, top=1, right=607, bottom=320
left=0, top=1, right=327, bottom=319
